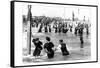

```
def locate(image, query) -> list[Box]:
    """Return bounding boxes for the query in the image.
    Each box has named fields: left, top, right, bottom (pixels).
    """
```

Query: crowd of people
left=29, top=17, right=91, bottom=59
left=32, top=20, right=90, bottom=36
left=32, top=37, right=69, bottom=59
left=32, top=21, right=90, bottom=49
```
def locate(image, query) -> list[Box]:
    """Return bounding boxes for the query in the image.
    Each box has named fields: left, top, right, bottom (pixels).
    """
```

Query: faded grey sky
left=22, top=2, right=91, bottom=20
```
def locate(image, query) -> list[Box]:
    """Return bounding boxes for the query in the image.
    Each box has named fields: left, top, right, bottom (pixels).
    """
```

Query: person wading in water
left=44, top=37, right=55, bottom=59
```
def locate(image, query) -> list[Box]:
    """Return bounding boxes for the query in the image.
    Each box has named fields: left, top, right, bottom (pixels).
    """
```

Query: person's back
left=44, top=37, right=54, bottom=59
left=32, top=38, right=43, bottom=57
left=59, top=40, right=69, bottom=56
left=35, top=41, right=43, bottom=50
left=61, top=43, right=66, bottom=48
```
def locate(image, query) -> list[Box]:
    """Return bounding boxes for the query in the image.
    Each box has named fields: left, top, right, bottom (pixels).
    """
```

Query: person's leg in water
left=80, top=35, right=84, bottom=48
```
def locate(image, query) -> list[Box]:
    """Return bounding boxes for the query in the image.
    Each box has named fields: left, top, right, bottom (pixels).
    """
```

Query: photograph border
left=10, top=1, right=98, bottom=67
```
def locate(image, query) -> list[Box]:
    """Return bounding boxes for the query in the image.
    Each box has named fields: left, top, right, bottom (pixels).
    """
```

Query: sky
left=22, top=2, right=91, bottom=20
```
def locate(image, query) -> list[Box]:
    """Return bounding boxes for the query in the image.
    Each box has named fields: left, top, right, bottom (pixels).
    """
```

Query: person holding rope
left=57, top=39, right=69, bottom=56
left=44, top=37, right=55, bottom=59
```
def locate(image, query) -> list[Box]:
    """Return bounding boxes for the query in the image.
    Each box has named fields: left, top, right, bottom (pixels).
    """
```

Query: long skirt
left=33, top=48, right=41, bottom=56
left=47, top=50, right=54, bottom=59
left=61, top=47, right=69, bottom=56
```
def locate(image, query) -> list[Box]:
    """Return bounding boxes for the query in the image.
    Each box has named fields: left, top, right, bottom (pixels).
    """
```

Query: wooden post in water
left=27, top=5, right=32, bottom=55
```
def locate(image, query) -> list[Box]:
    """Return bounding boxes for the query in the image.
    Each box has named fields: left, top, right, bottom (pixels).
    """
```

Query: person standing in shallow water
left=48, top=25, right=51, bottom=33
left=44, top=37, right=55, bottom=59
left=32, top=38, right=43, bottom=58
left=45, top=25, right=48, bottom=33
left=58, top=39, right=69, bottom=56
left=38, top=24, right=43, bottom=33
left=79, top=26, right=84, bottom=48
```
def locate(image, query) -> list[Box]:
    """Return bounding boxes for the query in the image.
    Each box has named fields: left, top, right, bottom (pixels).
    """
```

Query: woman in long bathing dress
left=44, top=37, right=55, bottom=59
left=58, top=39, right=69, bottom=56
left=32, top=38, right=43, bottom=58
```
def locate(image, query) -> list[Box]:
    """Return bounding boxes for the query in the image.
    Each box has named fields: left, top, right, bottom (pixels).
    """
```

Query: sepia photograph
left=11, top=1, right=98, bottom=67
